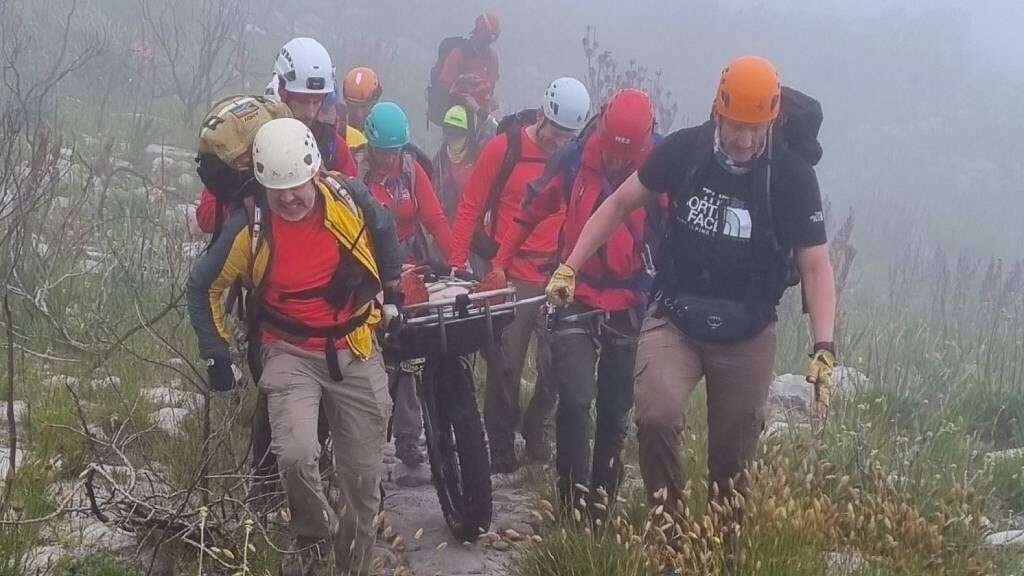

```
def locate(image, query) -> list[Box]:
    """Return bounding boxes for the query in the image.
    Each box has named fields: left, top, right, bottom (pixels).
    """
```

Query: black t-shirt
left=638, top=126, right=827, bottom=301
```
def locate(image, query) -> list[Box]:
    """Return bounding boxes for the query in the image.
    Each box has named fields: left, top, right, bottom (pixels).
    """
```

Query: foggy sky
left=323, top=0, right=1022, bottom=261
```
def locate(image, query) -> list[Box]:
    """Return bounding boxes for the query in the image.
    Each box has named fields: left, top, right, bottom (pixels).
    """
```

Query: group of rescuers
left=186, top=11, right=836, bottom=574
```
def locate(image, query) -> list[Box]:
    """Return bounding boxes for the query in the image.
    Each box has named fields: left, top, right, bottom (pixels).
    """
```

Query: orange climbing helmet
left=343, top=66, right=383, bottom=105
left=714, top=56, right=781, bottom=124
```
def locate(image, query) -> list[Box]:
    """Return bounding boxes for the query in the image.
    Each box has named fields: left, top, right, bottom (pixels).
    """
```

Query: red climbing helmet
left=599, top=88, right=655, bottom=159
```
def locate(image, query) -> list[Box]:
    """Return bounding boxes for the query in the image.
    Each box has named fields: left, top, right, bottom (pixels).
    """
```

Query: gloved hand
left=473, top=269, right=508, bottom=306
left=400, top=271, right=429, bottom=306
left=545, top=263, right=577, bottom=308
left=206, top=356, right=238, bottom=393
left=382, top=304, right=401, bottom=330
left=449, top=259, right=475, bottom=279
left=474, top=269, right=507, bottom=292
left=806, top=342, right=836, bottom=420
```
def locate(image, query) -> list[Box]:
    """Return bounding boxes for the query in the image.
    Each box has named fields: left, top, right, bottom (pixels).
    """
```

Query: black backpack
left=778, top=86, right=823, bottom=167
left=774, top=86, right=825, bottom=308
left=195, top=154, right=262, bottom=239
left=426, top=36, right=468, bottom=127
left=404, top=142, right=435, bottom=177
left=469, top=109, right=542, bottom=259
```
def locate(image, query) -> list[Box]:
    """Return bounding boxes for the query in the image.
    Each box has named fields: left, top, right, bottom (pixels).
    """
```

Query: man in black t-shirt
left=544, top=56, right=837, bottom=509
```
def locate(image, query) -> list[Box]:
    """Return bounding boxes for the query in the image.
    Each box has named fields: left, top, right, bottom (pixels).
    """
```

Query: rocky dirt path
left=379, top=443, right=543, bottom=576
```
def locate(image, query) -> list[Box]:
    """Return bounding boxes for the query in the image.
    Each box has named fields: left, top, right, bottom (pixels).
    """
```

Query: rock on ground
left=141, top=386, right=202, bottom=409
left=0, top=446, right=27, bottom=477
left=151, top=407, right=190, bottom=436
left=833, top=366, right=869, bottom=390
left=986, top=530, right=1024, bottom=546
left=66, top=515, right=137, bottom=555
left=145, top=144, right=194, bottom=164
left=769, top=365, right=870, bottom=416
left=825, top=551, right=868, bottom=575
left=91, top=376, right=122, bottom=389
left=770, top=373, right=815, bottom=414
left=171, top=203, right=203, bottom=236
left=177, top=173, right=199, bottom=191
left=25, top=544, right=62, bottom=574
left=985, top=448, right=1024, bottom=465
left=42, top=374, right=80, bottom=391
left=380, top=454, right=541, bottom=575
left=763, top=418, right=808, bottom=438
left=24, top=515, right=138, bottom=575
left=0, top=400, right=29, bottom=426
left=394, top=463, right=433, bottom=488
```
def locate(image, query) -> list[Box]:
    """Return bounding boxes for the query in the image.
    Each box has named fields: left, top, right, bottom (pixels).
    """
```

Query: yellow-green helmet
left=442, top=105, right=470, bottom=131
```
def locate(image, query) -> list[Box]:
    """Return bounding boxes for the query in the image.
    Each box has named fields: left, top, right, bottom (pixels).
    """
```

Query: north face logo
left=723, top=206, right=752, bottom=240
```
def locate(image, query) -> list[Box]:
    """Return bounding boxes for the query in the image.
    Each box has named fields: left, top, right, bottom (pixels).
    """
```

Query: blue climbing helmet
left=364, top=101, right=411, bottom=150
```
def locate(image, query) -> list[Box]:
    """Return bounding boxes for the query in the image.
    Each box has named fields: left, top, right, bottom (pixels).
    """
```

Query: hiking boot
left=523, top=439, right=551, bottom=464
left=395, top=438, right=424, bottom=467
left=280, top=539, right=329, bottom=576
left=490, top=448, right=520, bottom=474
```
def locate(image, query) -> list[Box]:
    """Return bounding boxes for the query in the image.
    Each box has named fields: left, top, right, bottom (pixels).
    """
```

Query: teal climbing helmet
left=364, top=101, right=411, bottom=150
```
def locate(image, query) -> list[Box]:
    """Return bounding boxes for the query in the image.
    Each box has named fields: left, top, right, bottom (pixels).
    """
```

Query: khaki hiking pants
left=260, top=340, right=391, bottom=575
left=634, top=313, right=776, bottom=508
left=481, top=279, right=557, bottom=464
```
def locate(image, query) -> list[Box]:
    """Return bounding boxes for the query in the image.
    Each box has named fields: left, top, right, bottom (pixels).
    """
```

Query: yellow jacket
left=187, top=173, right=402, bottom=362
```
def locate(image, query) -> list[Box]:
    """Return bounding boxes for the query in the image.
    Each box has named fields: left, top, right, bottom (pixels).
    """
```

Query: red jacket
left=360, top=151, right=453, bottom=261
left=330, top=132, right=358, bottom=177
left=195, top=133, right=356, bottom=234
left=448, top=127, right=561, bottom=284
left=195, top=188, right=223, bottom=234
left=496, top=132, right=650, bottom=311
left=261, top=200, right=352, bottom=351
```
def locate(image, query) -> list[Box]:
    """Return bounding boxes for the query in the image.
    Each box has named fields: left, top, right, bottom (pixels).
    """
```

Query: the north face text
left=680, top=186, right=752, bottom=241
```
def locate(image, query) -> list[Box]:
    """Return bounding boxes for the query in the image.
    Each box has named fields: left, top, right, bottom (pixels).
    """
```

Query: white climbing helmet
left=263, top=74, right=282, bottom=102
left=252, top=118, right=322, bottom=189
left=273, top=37, right=334, bottom=95
left=542, top=77, right=591, bottom=131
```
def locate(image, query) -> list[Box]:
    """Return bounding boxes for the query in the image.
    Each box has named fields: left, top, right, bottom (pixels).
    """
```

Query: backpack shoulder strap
left=563, top=142, right=587, bottom=205
left=402, top=151, right=418, bottom=210
left=759, top=128, right=783, bottom=254
left=351, top=146, right=371, bottom=183
left=319, top=171, right=360, bottom=214
left=483, top=128, right=523, bottom=237
left=245, top=192, right=273, bottom=298
left=247, top=197, right=263, bottom=259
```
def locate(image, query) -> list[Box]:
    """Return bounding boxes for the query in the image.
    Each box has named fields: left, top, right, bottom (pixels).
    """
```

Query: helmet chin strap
left=446, top=136, right=468, bottom=163
left=713, top=126, right=766, bottom=175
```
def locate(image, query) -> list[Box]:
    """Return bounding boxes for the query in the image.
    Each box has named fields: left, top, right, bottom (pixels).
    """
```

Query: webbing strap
left=326, top=337, right=343, bottom=382
left=258, top=306, right=372, bottom=382
left=577, top=271, right=640, bottom=291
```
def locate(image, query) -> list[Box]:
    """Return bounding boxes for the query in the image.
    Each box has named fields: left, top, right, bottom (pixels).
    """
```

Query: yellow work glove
left=545, top=263, right=577, bottom=308
left=806, top=343, right=836, bottom=420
